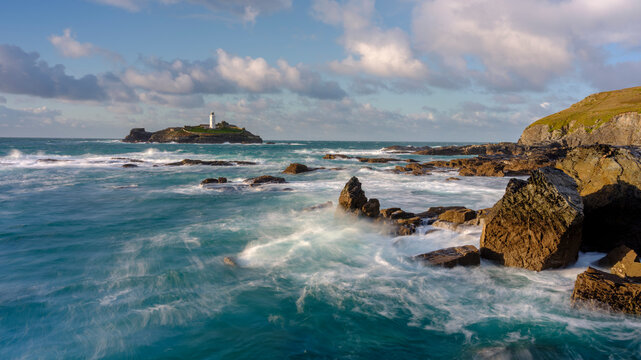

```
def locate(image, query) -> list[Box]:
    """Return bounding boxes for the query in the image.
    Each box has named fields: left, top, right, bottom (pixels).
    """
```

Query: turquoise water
left=1, top=138, right=640, bottom=359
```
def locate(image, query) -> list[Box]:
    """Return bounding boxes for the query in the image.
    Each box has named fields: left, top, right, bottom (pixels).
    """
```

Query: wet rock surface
left=571, top=267, right=641, bottom=314
left=480, top=167, right=584, bottom=271
left=201, top=177, right=228, bottom=185
left=414, top=245, right=480, bottom=268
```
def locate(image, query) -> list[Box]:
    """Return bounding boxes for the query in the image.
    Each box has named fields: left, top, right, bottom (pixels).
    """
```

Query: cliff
left=518, top=86, right=641, bottom=146
left=122, top=124, right=262, bottom=144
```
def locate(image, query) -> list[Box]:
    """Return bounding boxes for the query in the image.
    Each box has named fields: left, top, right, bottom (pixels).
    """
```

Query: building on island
left=209, top=112, right=216, bottom=129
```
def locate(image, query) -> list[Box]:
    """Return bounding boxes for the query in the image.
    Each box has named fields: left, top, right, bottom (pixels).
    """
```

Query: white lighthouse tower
left=209, top=111, right=215, bottom=129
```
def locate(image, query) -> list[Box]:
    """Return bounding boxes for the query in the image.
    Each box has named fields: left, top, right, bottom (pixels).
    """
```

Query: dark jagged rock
left=338, top=177, right=368, bottom=213
left=122, top=163, right=138, bottom=168
left=480, top=167, right=584, bottom=271
left=244, top=175, right=286, bottom=186
left=361, top=199, right=380, bottom=218
left=323, top=154, right=353, bottom=160
left=283, top=163, right=318, bottom=174
left=357, top=157, right=400, bottom=163
left=414, top=245, right=480, bottom=268
left=166, top=159, right=257, bottom=166
left=123, top=128, right=152, bottom=142
left=123, top=124, right=262, bottom=144
left=571, top=267, right=641, bottom=314
left=556, top=145, right=641, bottom=253
left=201, top=177, right=227, bottom=185
left=394, top=163, right=432, bottom=175
left=336, top=178, right=418, bottom=235
left=302, top=201, right=334, bottom=212
left=37, top=158, right=71, bottom=163
left=438, top=208, right=477, bottom=224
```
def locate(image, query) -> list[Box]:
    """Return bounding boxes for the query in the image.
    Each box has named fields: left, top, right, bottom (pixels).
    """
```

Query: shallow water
left=0, top=138, right=638, bottom=359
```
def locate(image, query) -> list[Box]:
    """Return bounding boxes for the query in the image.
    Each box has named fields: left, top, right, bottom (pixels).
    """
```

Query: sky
left=1, top=0, right=641, bottom=141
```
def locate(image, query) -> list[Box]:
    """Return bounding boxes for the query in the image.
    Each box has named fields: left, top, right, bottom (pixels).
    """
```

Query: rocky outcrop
left=556, top=145, right=641, bottom=252
left=414, top=245, right=480, bottom=268
left=571, top=267, right=641, bottom=314
left=336, top=177, right=421, bottom=235
left=122, top=125, right=262, bottom=144
left=520, top=112, right=641, bottom=147
left=480, top=167, right=584, bottom=271
left=338, top=177, right=369, bottom=213
left=123, top=128, right=152, bottom=142
left=283, top=163, right=318, bottom=174
left=244, top=175, right=286, bottom=186
left=201, top=177, right=227, bottom=185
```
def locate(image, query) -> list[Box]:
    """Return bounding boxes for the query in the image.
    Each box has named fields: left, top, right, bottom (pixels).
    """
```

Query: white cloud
left=49, top=29, right=123, bottom=62
left=313, top=0, right=427, bottom=79
left=90, top=0, right=292, bottom=22
left=540, top=102, right=550, bottom=109
left=216, top=49, right=282, bottom=92
left=412, top=0, right=641, bottom=90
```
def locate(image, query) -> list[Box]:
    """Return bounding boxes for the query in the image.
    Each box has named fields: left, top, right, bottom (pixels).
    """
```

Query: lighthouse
left=209, top=112, right=215, bottom=129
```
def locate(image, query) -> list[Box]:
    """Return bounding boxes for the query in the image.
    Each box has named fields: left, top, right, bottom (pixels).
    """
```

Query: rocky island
left=123, top=117, right=262, bottom=144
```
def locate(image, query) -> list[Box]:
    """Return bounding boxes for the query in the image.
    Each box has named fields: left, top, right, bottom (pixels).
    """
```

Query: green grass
left=527, top=86, right=641, bottom=133
left=184, top=126, right=243, bottom=134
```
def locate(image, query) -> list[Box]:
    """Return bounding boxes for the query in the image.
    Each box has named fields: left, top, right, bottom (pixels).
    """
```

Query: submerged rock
left=223, top=256, right=237, bottom=267
left=244, top=175, right=287, bottom=186
left=302, top=201, right=334, bottom=212
left=556, top=145, right=641, bottom=253
left=122, top=163, right=138, bottom=168
left=201, top=177, right=228, bottom=185
left=414, top=245, right=480, bottom=268
left=571, top=267, right=641, bottom=314
left=166, top=159, right=257, bottom=166
left=480, top=167, right=584, bottom=271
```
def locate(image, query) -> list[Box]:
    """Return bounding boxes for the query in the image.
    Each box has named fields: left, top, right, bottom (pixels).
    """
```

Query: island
left=123, top=112, right=262, bottom=144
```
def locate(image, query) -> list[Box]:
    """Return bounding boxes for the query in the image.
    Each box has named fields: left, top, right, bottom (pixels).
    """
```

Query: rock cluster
left=201, top=177, right=227, bottom=185
left=480, top=167, right=584, bottom=271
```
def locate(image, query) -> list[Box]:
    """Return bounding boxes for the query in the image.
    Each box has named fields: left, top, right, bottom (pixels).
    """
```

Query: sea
left=1, top=138, right=640, bottom=359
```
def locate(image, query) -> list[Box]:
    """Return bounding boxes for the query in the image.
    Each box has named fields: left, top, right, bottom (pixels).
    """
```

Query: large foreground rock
left=571, top=267, right=641, bottom=314
left=556, top=145, right=641, bottom=252
left=337, top=177, right=368, bottom=213
left=414, top=245, right=480, bottom=268
left=480, top=167, right=584, bottom=271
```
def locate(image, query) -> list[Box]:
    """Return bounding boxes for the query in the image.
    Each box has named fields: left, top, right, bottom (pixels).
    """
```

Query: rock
left=414, top=245, right=480, bottom=268
left=571, top=267, right=641, bottom=314
left=598, top=245, right=636, bottom=267
left=438, top=208, right=477, bottom=224
left=201, top=177, right=227, bottom=185
left=283, top=163, right=317, bottom=174
left=480, top=167, right=584, bottom=271
left=223, top=256, right=237, bottom=267
left=519, top=87, right=641, bottom=147
left=122, top=163, right=138, bottom=168
left=337, top=176, right=368, bottom=213
left=446, top=177, right=460, bottom=181
left=380, top=208, right=402, bottom=218
left=37, top=158, right=71, bottom=163
left=417, top=206, right=466, bottom=219
left=302, top=201, right=334, bottom=212
left=394, top=163, right=432, bottom=175
left=112, top=157, right=144, bottom=163
left=123, top=123, right=262, bottom=144
left=599, top=246, right=641, bottom=279
left=123, top=128, right=152, bottom=142
left=556, top=145, right=641, bottom=253
left=323, top=154, right=352, bottom=160
left=361, top=198, right=380, bottom=218
left=356, top=157, right=401, bottom=163
left=244, top=175, right=286, bottom=186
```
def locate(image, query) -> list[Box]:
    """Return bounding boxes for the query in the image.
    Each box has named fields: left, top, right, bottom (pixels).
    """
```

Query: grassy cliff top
left=184, top=126, right=243, bottom=135
left=527, top=86, right=641, bottom=132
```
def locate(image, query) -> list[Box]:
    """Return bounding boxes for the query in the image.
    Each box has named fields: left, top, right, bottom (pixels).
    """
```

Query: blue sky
left=1, top=0, right=641, bottom=141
